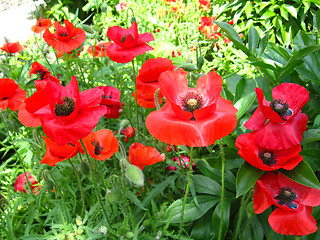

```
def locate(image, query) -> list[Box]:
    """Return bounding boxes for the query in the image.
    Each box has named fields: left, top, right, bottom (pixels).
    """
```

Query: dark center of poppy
left=274, top=187, right=298, bottom=209
left=270, top=99, right=293, bottom=120
left=2, top=97, right=8, bottom=100
left=102, top=95, right=112, bottom=99
left=59, top=31, right=69, bottom=37
left=38, top=22, right=42, bottom=26
left=121, top=34, right=134, bottom=43
left=181, top=92, right=203, bottom=112
left=91, top=140, right=103, bottom=155
left=258, top=151, right=277, bottom=166
left=54, top=96, right=75, bottom=116
left=36, top=70, right=46, bottom=80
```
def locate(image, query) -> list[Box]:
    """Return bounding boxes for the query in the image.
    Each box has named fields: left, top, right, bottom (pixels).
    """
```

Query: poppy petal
left=107, top=43, right=153, bottom=63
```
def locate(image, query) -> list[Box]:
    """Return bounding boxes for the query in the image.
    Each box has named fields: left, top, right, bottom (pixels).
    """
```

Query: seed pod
left=100, top=3, right=108, bottom=12
left=180, top=63, right=198, bottom=72
left=197, top=55, right=204, bottom=70
left=82, top=24, right=95, bottom=34
left=125, top=231, right=134, bottom=239
left=110, top=189, right=122, bottom=202
left=126, top=164, right=144, bottom=187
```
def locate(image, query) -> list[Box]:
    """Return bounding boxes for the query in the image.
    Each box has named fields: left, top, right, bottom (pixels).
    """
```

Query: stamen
left=270, top=99, right=293, bottom=120
left=59, top=31, right=69, bottom=37
left=258, top=151, right=277, bottom=166
left=275, top=187, right=298, bottom=209
left=91, top=140, right=103, bottom=155
left=54, top=96, right=75, bottom=116
left=181, top=92, right=203, bottom=113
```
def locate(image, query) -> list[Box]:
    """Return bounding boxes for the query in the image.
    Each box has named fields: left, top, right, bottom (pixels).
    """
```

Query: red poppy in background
left=253, top=172, right=320, bottom=235
left=235, top=132, right=303, bottom=171
left=98, top=86, right=123, bottom=119
left=129, top=142, right=165, bottom=170
left=41, top=136, right=84, bottom=166
left=199, top=0, right=211, bottom=11
left=0, top=78, right=26, bottom=111
left=32, top=17, right=52, bottom=33
left=87, top=42, right=112, bottom=57
left=146, top=71, right=237, bottom=147
left=0, top=42, right=25, bottom=53
left=82, top=129, right=119, bottom=161
left=43, top=20, right=86, bottom=53
left=245, top=83, right=309, bottom=130
left=29, top=61, right=60, bottom=90
left=35, top=76, right=107, bottom=145
left=198, top=16, right=221, bottom=40
left=166, top=154, right=195, bottom=171
left=107, top=21, right=154, bottom=63
left=121, top=126, right=136, bottom=142
left=14, top=172, right=39, bottom=195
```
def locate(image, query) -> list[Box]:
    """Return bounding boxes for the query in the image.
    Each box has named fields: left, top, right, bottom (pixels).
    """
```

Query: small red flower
left=0, top=78, right=26, bottom=111
left=129, top=142, right=165, bottom=170
left=146, top=71, right=237, bottom=147
left=31, top=17, right=52, bottom=33
left=235, top=132, right=303, bottom=171
left=1, top=42, right=25, bottom=53
left=121, top=126, right=136, bottom=142
left=87, top=42, right=112, bottom=57
left=82, top=129, right=119, bottom=161
left=253, top=172, right=320, bottom=235
left=199, top=0, right=211, bottom=11
left=43, top=20, right=86, bottom=52
left=166, top=154, right=195, bottom=171
left=41, top=136, right=84, bottom=166
left=107, top=21, right=154, bottom=63
left=29, top=61, right=60, bottom=91
left=14, top=172, right=39, bottom=195
left=98, top=86, right=123, bottom=119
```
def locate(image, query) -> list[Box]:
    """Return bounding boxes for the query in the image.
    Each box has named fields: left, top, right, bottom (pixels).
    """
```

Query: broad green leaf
left=268, top=43, right=291, bottom=60
left=280, top=161, right=320, bottom=189
left=240, top=215, right=264, bottom=240
left=244, top=1, right=253, bottom=18
left=192, top=175, right=221, bottom=195
left=234, top=92, right=256, bottom=119
left=313, top=114, right=320, bottom=128
left=248, top=27, right=260, bottom=53
left=314, top=9, right=320, bottom=31
left=163, top=195, right=220, bottom=223
left=280, top=6, right=289, bottom=20
left=236, top=162, right=263, bottom=197
left=261, top=10, right=276, bottom=19
left=301, top=149, right=320, bottom=172
left=211, top=200, right=231, bottom=240
left=191, top=210, right=214, bottom=240
left=301, top=129, right=320, bottom=145
left=283, top=4, right=297, bottom=18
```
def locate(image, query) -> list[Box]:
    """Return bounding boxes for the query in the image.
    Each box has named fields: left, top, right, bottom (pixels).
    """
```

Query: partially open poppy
left=0, top=42, right=25, bottom=53
left=129, top=142, right=165, bottom=170
left=107, top=21, right=154, bottom=63
left=43, top=20, right=86, bottom=53
left=41, top=136, right=84, bottom=166
left=235, top=132, right=303, bottom=171
left=121, top=126, right=136, bottom=142
left=32, top=17, right=52, bottom=33
left=82, top=129, right=119, bottom=161
left=14, top=172, right=39, bottom=195
left=146, top=71, right=237, bottom=147
left=0, top=78, right=26, bottom=111
left=98, top=86, right=123, bottom=119
left=87, top=42, right=112, bottom=57
left=253, top=172, right=320, bottom=235
left=29, top=61, right=60, bottom=91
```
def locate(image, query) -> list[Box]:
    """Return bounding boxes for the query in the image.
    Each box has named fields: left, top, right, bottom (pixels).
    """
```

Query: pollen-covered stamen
left=54, top=96, right=75, bottom=116
left=270, top=99, right=293, bottom=119
left=258, top=151, right=277, bottom=166
left=91, top=140, right=103, bottom=155
left=275, top=187, right=298, bottom=209
left=181, top=92, right=204, bottom=113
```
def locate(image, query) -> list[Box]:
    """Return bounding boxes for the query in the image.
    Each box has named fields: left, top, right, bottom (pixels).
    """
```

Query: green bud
left=42, top=180, right=54, bottom=190
left=197, top=55, right=204, bottom=70
left=79, top=161, right=90, bottom=176
left=82, top=24, right=95, bottom=34
left=105, top=189, right=114, bottom=203
left=180, top=63, right=198, bottom=72
left=143, top=219, right=151, bottom=228
left=110, top=189, right=122, bottom=202
left=131, top=17, right=136, bottom=24
left=126, top=164, right=144, bottom=187
left=100, top=3, right=108, bottom=12
left=125, top=231, right=134, bottom=239
left=120, top=119, right=130, bottom=129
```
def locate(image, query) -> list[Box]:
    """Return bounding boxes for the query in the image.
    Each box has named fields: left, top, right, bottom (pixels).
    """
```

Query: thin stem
left=68, top=159, right=85, bottom=217
left=266, top=230, right=274, bottom=240
left=131, top=60, right=140, bottom=142
left=178, top=147, right=194, bottom=240
left=218, top=140, right=225, bottom=240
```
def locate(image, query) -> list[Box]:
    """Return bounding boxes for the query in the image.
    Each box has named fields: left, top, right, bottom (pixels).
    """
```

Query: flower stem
left=131, top=60, right=140, bottom=142
left=178, top=146, right=194, bottom=240
left=68, top=159, right=85, bottom=217
left=218, top=140, right=225, bottom=240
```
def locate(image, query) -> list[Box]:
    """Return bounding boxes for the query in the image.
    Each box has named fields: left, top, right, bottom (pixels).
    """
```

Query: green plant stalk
left=132, top=60, right=140, bottom=142
left=68, top=158, right=85, bottom=217
left=218, top=140, right=225, bottom=240
left=178, top=146, right=194, bottom=240
left=241, top=214, right=254, bottom=240
left=80, top=140, right=118, bottom=237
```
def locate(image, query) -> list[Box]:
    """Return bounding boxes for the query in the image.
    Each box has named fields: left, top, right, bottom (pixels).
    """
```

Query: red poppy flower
left=129, top=142, right=165, bottom=170
left=41, top=136, right=84, bottom=166
left=0, top=78, right=26, bottom=111
left=82, top=129, right=119, bottom=161
left=98, top=86, right=123, bottom=119
left=235, top=132, right=303, bottom=171
left=0, top=42, right=25, bottom=53
left=107, top=21, right=154, bottom=63
left=121, top=126, right=136, bottom=142
left=35, top=76, right=107, bottom=145
left=199, top=0, right=211, bottom=11
left=14, top=172, right=39, bottom=195
left=245, top=83, right=309, bottom=130
left=56, top=47, right=83, bottom=59
left=146, top=71, right=237, bottom=147
left=87, top=42, right=112, bottom=57
left=198, top=16, right=220, bottom=40
left=253, top=172, right=320, bottom=235
left=29, top=61, right=60, bottom=91
left=31, top=17, right=52, bottom=33
left=43, top=20, right=86, bottom=52
left=166, top=154, right=195, bottom=171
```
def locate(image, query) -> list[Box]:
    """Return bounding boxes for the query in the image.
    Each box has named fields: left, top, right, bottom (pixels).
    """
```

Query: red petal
left=18, top=103, right=41, bottom=127
left=196, top=71, right=222, bottom=105
left=253, top=179, right=275, bottom=214
left=137, top=57, right=173, bottom=83
left=244, top=106, right=267, bottom=130
left=107, top=43, right=153, bottom=63
left=7, top=87, right=26, bottom=111
left=137, top=32, right=154, bottom=44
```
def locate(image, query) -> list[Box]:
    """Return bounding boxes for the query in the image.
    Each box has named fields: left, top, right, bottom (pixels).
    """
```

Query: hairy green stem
left=178, top=147, right=194, bottom=240
left=218, top=140, right=225, bottom=240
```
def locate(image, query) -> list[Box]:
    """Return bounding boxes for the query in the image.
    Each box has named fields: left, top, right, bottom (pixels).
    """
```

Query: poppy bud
left=131, top=17, right=136, bottom=24
left=82, top=24, right=95, bottom=34
left=126, top=164, right=144, bottom=187
left=197, top=55, right=204, bottom=70
left=42, top=179, right=54, bottom=190
left=79, top=161, right=90, bottom=176
left=110, top=188, right=122, bottom=202
left=34, top=11, right=40, bottom=20
left=180, top=63, right=198, bottom=72
left=120, top=119, right=130, bottom=129
left=125, top=231, right=134, bottom=239
left=100, top=3, right=108, bottom=12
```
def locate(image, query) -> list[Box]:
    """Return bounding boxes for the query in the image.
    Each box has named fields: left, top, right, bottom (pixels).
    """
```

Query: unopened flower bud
left=126, top=164, right=144, bottom=187
left=180, top=63, right=198, bottom=72
left=82, top=24, right=95, bottom=34
left=100, top=3, right=108, bottom=12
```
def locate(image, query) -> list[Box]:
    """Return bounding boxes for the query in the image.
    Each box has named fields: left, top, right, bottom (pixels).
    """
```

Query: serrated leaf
left=126, top=190, right=146, bottom=210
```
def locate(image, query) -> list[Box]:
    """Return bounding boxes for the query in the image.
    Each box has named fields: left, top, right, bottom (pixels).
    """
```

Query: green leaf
left=301, top=129, right=320, bottom=145
left=283, top=4, right=297, bottom=18
left=163, top=195, right=220, bottom=223
left=244, top=1, right=253, bottom=18
left=192, top=175, right=221, bottom=195
left=210, top=200, right=231, bottom=240
left=126, top=190, right=146, bottom=210
left=268, top=43, right=291, bottom=60
left=236, top=162, right=263, bottom=197
left=234, top=92, right=256, bottom=119
left=280, top=6, right=289, bottom=21
left=280, top=161, right=320, bottom=189
left=191, top=210, right=214, bottom=240
left=261, top=10, right=276, bottom=19
left=301, top=149, right=320, bottom=172
left=314, top=9, right=320, bottom=31
left=248, top=27, right=260, bottom=53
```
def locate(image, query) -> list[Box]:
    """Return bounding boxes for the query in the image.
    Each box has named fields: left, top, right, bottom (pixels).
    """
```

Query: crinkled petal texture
left=134, top=81, right=163, bottom=108
left=129, top=142, right=165, bottom=170
left=0, top=78, right=26, bottom=111
left=41, top=136, right=82, bottom=166
left=146, top=71, right=237, bottom=147
left=82, top=129, right=119, bottom=161
left=43, top=20, right=86, bottom=52
left=235, top=132, right=303, bottom=171
left=36, top=77, right=107, bottom=145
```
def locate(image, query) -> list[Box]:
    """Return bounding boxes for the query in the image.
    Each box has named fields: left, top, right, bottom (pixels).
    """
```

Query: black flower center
left=54, top=96, right=75, bottom=116
left=36, top=70, right=46, bottom=80
left=91, top=140, right=103, bottom=155
left=59, top=31, right=69, bottom=37
left=102, top=95, right=112, bottom=99
left=38, top=22, right=42, bottom=26
left=121, top=34, right=134, bottom=43
left=181, top=92, right=204, bottom=121
left=275, top=187, right=298, bottom=209
left=258, top=151, right=277, bottom=166
left=270, top=99, right=293, bottom=120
